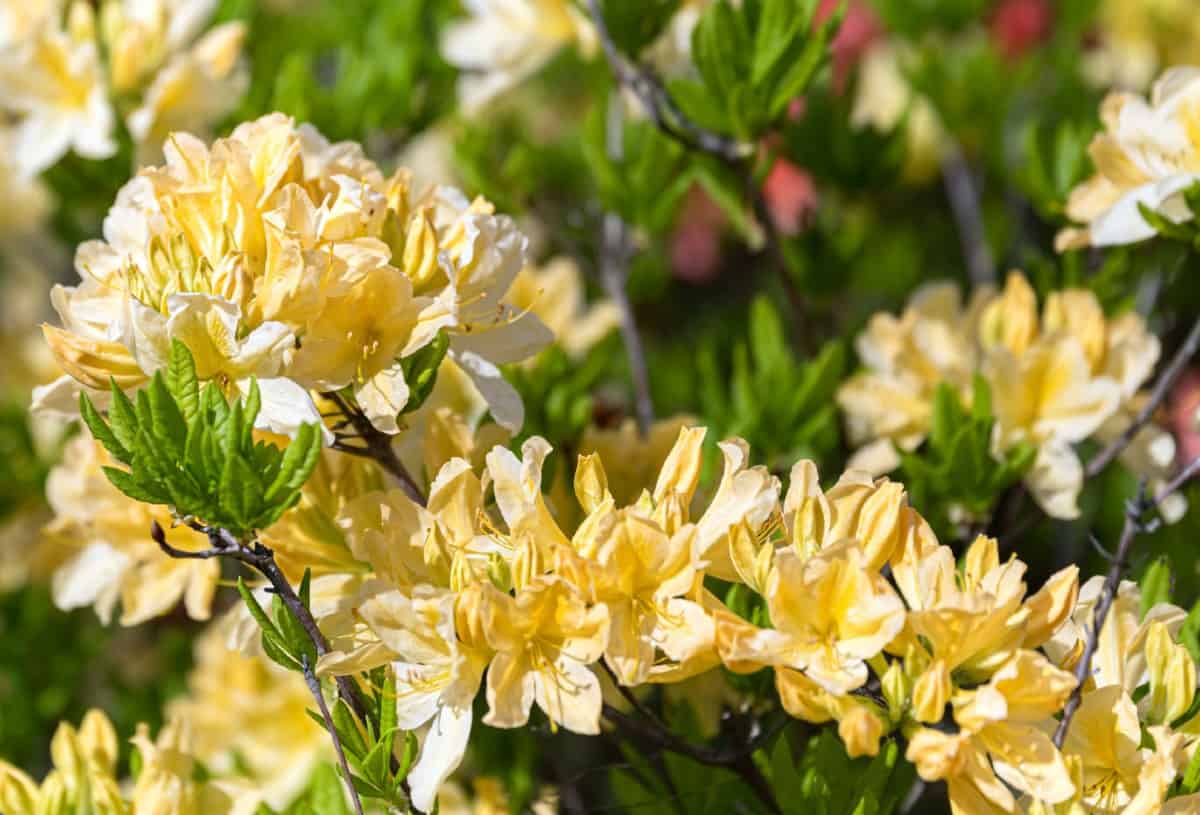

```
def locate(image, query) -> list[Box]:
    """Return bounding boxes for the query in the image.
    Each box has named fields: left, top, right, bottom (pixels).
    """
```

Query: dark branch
left=584, top=0, right=807, bottom=332
left=302, top=655, right=366, bottom=815
left=323, top=391, right=427, bottom=505
left=602, top=703, right=787, bottom=814
left=1086, top=316, right=1200, bottom=478
left=598, top=95, right=655, bottom=436
left=941, top=142, right=995, bottom=286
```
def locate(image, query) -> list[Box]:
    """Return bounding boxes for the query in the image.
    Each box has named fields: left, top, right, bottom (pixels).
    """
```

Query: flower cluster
left=0, top=0, right=247, bottom=172
left=33, top=114, right=551, bottom=439
left=0, top=709, right=259, bottom=815
left=1057, top=67, right=1200, bottom=251
left=838, top=271, right=1178, bottom=519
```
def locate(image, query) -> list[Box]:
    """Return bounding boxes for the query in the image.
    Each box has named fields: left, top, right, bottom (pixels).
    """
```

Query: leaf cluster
left=306, top=669, right=417, bottom=809
left=671, top=0, right=840, bottom=139
left=896, top=379, right=1035, bottom=536
left=694, top=297, right=845, bottom=471
left=80, top=341, right=321, bottom=539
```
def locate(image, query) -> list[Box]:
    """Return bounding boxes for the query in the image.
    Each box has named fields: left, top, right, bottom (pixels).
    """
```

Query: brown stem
left=599, top=95, right=655, bottom=436
left=941, top=142, right=996, bottom=286
left=1086, top=316, right=1200, bottom=479
left=601, top=703, right=786, bottom=814
left=584, top=0, right=807, bottom=333
left=323, top=391, right=427, bottom=505
left=302, top=655, right=366, bottom=815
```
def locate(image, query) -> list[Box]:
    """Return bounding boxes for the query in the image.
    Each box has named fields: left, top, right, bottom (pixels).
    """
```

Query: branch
left=323, top=391, right=426, bottom=505
left=1052, top=457, right=1200, bottom=748
left=941, top=141, right=996, bottom=286
left=602, top=703, right=786, bottom=814
left=1086, top=316, right=1200, bottom=478
left=154, top=520, right=372, bottom=724
left=584, top=0, right=807, bottom=331
left=302, top=655, right=366, bottom=815
left=599, top=93, right=656, bottom=436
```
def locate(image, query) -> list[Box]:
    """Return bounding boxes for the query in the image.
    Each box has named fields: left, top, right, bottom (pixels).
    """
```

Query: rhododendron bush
left=5, top=1, right=1200, bottom=814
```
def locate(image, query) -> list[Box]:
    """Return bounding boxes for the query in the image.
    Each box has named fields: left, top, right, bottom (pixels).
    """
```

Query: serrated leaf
left=108, top=381, right=141, bottom=455
left=147, top=373, right=187, bottom=457
left=166, top=340, right=200, bottom=423
left=80, top=393, right=129, bottom=463
left=264, top=423, right=321, bottom=505
left=103, top=466, right=169, bottom=505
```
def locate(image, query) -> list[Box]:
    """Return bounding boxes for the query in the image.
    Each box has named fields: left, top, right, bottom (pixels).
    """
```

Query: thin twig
left=302, top=655, right=366, bottom=815
left=155, top=520, right=372, bottom=723
left=1052, top=458, right=1200, bottom=747
left=323, top=391, right=427, bottom=505
left=601, top=704, right=786, bottom=814
left=941, top=141, right=995, bottom=286
left=584, top=0, right=807, bottom=332
left=1086, top=316, right=1200, bottom=478
left=598, top=94, right=655, bottom=436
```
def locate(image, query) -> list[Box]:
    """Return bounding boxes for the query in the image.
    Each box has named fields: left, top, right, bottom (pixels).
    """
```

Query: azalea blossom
left=1058, top=67, right=1200, bottom=250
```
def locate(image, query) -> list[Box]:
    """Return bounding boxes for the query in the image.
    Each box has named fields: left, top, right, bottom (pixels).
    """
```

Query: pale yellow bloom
left=506, top=257, right=619, bottom=360
left=129, top=718, right=247, bottom=815
left=851, top=42, right=947, bottom=184
left=0, top=711, right=126, bottom=815
left=578, top=415, right=696, bottom=507
left=441, top=0, right=595, bottom=111
left=34, top=114, right=549, bottom=437
left=0, top=2, right=116, bottom=174
left=469, top=575, right=608, bottom=734
left=41, top=433, right=218, bottom=625
left=1058, top=67, right=1200, bottom=250
left=839, top=272, right=1172, bottom=519
left=167, top=614, right=329, bottom=811
left=717, top=541, right=905, bottom=694
left=1084, top=0, right=1200, bottom=91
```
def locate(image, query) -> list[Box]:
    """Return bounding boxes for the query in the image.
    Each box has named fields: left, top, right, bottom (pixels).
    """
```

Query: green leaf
left=401, top=331, right=451, bottom=416
left=166, top=340, right=200, bottom=423
left=102, top=466, right=170, bottom=505
left=1140, top=557, right=1172, bottom=617
left=147, top=373, right=188, bottom=457
left=265, top=423, right=322, bottom=505
left=80, top=393, right=129, bottom=463
left=108, top=382, right=141, bottom=457
left=751, top=0, right=804, bottom=85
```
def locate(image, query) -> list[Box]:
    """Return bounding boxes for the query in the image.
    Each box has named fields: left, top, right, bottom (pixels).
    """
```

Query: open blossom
left=41, top=433, right=218, bottom=625
left=838, top=271, right=1177, bottom=519
left=0, top=0, right=246, bottom=173
left=33, top=113, right=549, bottom=438
left=1057, top=67, right=1200, bottom=250
left=506, top=256, right=620, bottom=360
left=441, top=0, right=595, bottom=111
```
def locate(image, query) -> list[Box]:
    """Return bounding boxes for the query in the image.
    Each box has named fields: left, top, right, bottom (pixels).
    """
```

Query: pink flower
left=670, top=186, right=727, bottom=284
left=990, top=0, right=1052, bottom=60
left=1169, top=367, right=1200, bottom=466
left=817, top=0, right=883, bottom=90
left=762, top=158, right=818, bottom=237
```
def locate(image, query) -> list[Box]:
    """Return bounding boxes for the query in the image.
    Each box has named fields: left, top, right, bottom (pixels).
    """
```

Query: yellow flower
left=1058, top=67, right=1200, bottom=250
left=578, top=415, right=697, bottom=507
left=441, top=0, right=594, bottom=111
left=166, top=614, right=328, bottom=811
left=0, top=2, right=117, bottom=174
left=130, top=718, right=250, bottom=815
left=0, top=711, right=125, bottom=815
left=1084, top=0, right=1200, bottom=91
left=472, top=576, right=609, bottom=735
left=1058, top=685, right=1187, bottom=814
left=41, top=433, right=218, bottom=625
left=506, top=257, right=619, bottom=360
left=893, top=536, right=1079, bottom=710
left=839, top=271, right=1171, bottom=520
left=34, top=114, right=549, bottom=438
left=717, top=541, right=905, bottom=694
